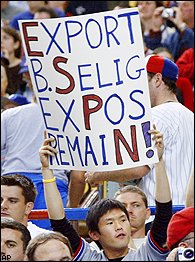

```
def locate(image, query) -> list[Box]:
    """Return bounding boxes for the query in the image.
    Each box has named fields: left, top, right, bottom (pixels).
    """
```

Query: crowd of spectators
left=1, top=1, right=194, bottom=261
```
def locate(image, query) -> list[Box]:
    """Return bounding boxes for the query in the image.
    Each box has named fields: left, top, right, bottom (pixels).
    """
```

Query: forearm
left=150, top=200, right=172, bottom=248
left=92, top=166, right=149, bottom=183
left=67, top=171, right=86, bottom=207
left=42, top=168, right=65, bottom=219
left=155, top=158, right=171, bottom=203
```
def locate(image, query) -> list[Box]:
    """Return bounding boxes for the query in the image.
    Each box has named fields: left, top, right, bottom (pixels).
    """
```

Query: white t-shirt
left=27, top=221, right=51, bottom=239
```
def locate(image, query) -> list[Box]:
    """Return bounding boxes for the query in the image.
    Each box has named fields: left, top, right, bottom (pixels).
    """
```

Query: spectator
left=1, top=217, right=31, bottom=261
left=137, top=1, right=168, bottom=37
left=8, top=93, right=30, bottom=106
left=1, top=95, right=69, bottom=230
left=166, top=206, right=194, bottom=261
left=177, top=1, right=194, bottom=31
left=46, top=1, right=67, bottom=17
left=1, top=26, right=23, bottom=95
left=89, top=126, right=172, bottom=250
left=176, top=47, right=194, bottom=86
left=144, top=2, right=194, bottom=61
left=153, top=47, right=194, bottom=112
left=114, top=185, right=151, bottom=249
left=10, top=1, right=46, bottom=31
left=1, top=174, right=50, bottom=238
left=85, top=55, right=194, bottom=209
left=25, top=232, right=73, bottom=261
left=33, top=6, right=59, bottom=19
left=39, top=127, right=172, bottom=260
left=1, top=1, right=26, bottom=27
left=1, top=96, right=19, bottom=111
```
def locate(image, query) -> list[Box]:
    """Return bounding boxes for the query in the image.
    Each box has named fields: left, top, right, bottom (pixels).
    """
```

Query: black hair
left=1, top=174, right=37, bottom=203
left=147, top=72, right=177, bottom=94
left=86, top=198, right=129, bottom=233
left=1, top=217, right=31, bottom=252
left=35, top=6, right=59, bottom=18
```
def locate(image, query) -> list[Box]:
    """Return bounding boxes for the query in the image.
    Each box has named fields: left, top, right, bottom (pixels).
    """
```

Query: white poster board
left=19, top=8, right=158, bottom=171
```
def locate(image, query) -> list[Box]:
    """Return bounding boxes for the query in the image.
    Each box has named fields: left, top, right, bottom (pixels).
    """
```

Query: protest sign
left=19, top=7, right=158, bottom=171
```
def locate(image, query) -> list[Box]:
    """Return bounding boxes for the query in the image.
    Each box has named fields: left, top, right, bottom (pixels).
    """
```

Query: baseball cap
left=19, top=57, right=29, bottom=74
left=146, top=54, right=179, bottom=81
left=9, top=94, right=30, bottom=106
left=167, top=207, right=194, bottom=249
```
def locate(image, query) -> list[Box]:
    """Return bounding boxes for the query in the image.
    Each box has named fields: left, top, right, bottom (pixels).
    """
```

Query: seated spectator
left=39, top=128, right=172, bottom=260
left=33, top=6, right=59, bottom=19
left=1, top=26, right=23, bottom=95
left=166, top=206, right=194, bottom=261
left=1, top=96, right=69, bottom=230
left=177, top=1, right=194, bottom=31
left=1, top=0, right=26, bottom=27
left=1, top=174, right=51, bottom=238
left=46, top=1, right=68, bottom=17
left=143, top=2, right=194, bottom=61
left=10, top=1, right=46, bottom=31
left=25, top=232, right=73, bottom=261
left=1, top=217, right=31, bottom=261
left=114, top=185, right=151, bottom=249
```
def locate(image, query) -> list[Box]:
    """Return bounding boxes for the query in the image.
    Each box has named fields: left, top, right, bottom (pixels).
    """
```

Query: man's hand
left=148, top=124, right=164, bottom=160
left=84, top=171, right=104, bottom=187
left=39, top=130, right=58, bottom=169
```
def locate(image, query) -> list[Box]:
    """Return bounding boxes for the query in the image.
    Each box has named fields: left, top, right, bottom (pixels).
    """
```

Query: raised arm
left=148, top=125, right=172, bottom=249
left=39, top=130, right=65, bottom=220
left=149, top=126, right=171, bottom=203
left=39, top=131, right=82, bottom=254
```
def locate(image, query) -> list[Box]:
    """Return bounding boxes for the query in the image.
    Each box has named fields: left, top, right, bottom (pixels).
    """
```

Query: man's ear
left=88, top=230, right=100, bottom=241
left=154, top=73, right=163, bottom=87
left=25, top=202, right=34, bottom=216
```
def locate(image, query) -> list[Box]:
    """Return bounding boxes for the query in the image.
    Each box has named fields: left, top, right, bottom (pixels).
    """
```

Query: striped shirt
left=139, top=102, right=194, bottom=206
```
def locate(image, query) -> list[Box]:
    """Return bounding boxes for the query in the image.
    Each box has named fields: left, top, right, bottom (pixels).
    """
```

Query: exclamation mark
left=141, top=121, right=154, bottom=158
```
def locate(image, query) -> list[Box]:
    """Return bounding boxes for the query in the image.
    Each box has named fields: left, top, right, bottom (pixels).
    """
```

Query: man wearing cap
left=166, top=207, right=194, bottom=261
left=85, top=55, right=194, bottom=212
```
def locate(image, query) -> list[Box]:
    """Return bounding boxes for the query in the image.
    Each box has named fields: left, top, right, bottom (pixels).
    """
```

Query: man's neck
left=155, top=94, right=178, bottom=106
left=104, top=246, right=129, bottom=260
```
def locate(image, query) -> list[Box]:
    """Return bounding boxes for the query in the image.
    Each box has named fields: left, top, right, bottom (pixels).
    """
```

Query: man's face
left=115, top=192, right=150, bottom=234
left=33, top=239, right=72, bottom=261
left=1, top=228, right=25, bottom=261
left=93, top=208, right=131, bottom=258
left=178, top=1, right=194, bottom=23
left=1, top=186, right=31, bottom=224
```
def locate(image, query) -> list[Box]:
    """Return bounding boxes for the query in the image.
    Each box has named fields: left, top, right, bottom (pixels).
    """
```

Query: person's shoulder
left=27, top=221, right=51, bottom=238
left=1, top=103, right=38, bottom=118
left=152, top=102, right=193, bottom=114
left=11, top=10, right=33, bottom=20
